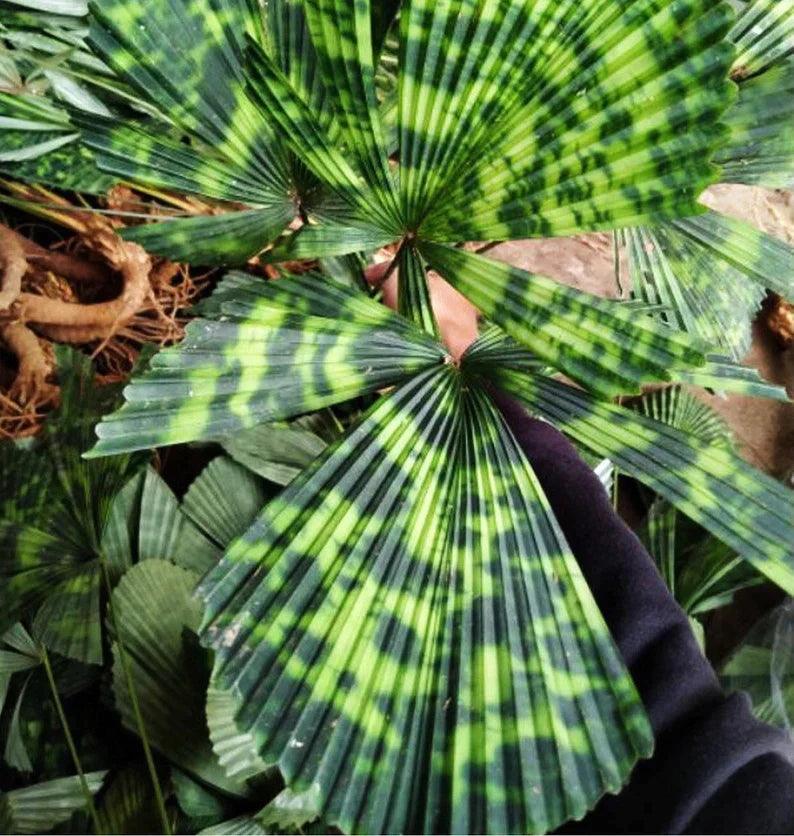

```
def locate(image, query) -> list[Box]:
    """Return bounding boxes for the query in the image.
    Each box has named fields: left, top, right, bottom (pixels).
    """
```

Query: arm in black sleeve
left=493, top=392, right=794, bottom=835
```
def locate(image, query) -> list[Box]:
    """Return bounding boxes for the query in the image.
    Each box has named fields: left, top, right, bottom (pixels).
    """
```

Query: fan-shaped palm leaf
left=484, top=365, right=794, bottom=595
left=89, top=271, right=447, bottom=455
left=0, top=771, right=106, bottom=835
left=108, top=559, right=244, bottom=794
left=199, top=367, right=652, bottom=834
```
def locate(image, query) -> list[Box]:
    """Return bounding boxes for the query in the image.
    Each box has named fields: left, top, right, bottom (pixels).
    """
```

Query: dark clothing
left=495, top=393, right=794, bottom=835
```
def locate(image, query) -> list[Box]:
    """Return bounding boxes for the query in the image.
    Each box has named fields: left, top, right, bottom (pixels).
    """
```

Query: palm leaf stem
left=99, top=559, right=171, bottom=835
left=39, top=644, right=102, bottom=835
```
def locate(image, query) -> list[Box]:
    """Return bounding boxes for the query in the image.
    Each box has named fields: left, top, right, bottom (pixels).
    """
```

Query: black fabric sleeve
left=492, top=392, right=794, bottom=835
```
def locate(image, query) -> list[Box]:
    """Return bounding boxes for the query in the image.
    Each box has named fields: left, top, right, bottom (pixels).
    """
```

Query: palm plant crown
left=1, top=0, right=794, bottom=833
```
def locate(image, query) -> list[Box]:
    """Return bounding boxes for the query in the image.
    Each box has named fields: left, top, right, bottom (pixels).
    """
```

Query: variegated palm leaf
left=618, top=0, right=794, bottom=380
left=618, top=212, right=794, bottom=397
left=718, top=0, right=794, bottom=184
left=199, top=365, right=653, bottom=834
left=59, top=2, right=794, bottom=832
left=94, top=271, right=794, bottom=833
left=30, top=0, right=741, bottom=393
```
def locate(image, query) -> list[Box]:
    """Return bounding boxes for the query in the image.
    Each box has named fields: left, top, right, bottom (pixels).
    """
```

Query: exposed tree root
left=0, top=224, right=26, bottom=310
left=0, top=321, right=56, bottom=438
left=0, top=188, right=209, bottom=437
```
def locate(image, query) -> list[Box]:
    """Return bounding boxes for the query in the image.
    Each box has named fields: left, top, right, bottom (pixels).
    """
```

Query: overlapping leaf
left=108, top=559, right=243, bottom=794
left=0, top=351, right=143, bottom=663
left=89, top=272, right=446, bottom=455
left=671, top=212, right=794, bottom=300
left=0, top=772, right=106, bottom=835
left=80, top=0, right=296, bottom=259
left=243, top=36, right=397, bottom=233
left=717, top=58, right=794, bottom=188
left=420, top=241, right=707, bottom=397
left=180, top=456, right=271, bottom=562
left=622, top=224, right=764, bottom=360
left=482, top=364, right=794, bottom=596
left=620, top=211, right=794, bottom=397
left=634, top=387, right=734, bottom=449
left=199, top=368, right=652, bottom=834
left=730, top=0, right=794, bottom=78
left=300, top=0, right=399, bottom=220
left=642, top=499, right=761, bottom=617
left=86, top=0, right=287, bottom=189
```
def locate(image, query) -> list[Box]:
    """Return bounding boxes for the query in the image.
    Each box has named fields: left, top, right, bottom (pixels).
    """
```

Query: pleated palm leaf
left=0, top=0, right=152, bottom=192
left=0, top=349, right=145, bottom=666
left=33, top=0, right=794, bottom=833
left=618, top=0, right=794, bottom=371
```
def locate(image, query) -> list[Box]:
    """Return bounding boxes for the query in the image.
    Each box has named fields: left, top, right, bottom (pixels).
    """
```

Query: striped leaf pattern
left=120, top=205, right=296, bottom=266
left=63, top=0, right=737, bottom=297
left=244, top=36, right=399, bottom=233
left=89, top=272, right=446, bottom=456
left=420, top=240, right=706, bottom=397
left=300, top=0, right=400, bottom=221
left=199, top=368, right=652, bottom=834
left=414, top=0, right=736, bottom=241
left=671, top=212, right=794, bottom=300
left=397, top=243, right=437, bottom=337
left=77, top=118, right=280, bottom=206
left=486, top=367, right=794, bottom=596
left=83, top=0, right=295, bottom=256
left=730, top=0, right=794, bottom=78
left=87, top=0, right=288, bottom=192
left=622, top=224, right=765, bottom=361
left=669, top=357, right=789, bottom=401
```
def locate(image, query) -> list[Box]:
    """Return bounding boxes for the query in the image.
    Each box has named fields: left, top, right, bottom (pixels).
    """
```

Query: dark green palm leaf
left=0, top=772, right=106, bottom=835
left=180, top=456, right=271, bottom=558
left=486, top=366, right=794, bottom=595
left=0, top=350, right=144, bottom=661
left=199, top=367, right=652, bottom=834
left=221, top=422, right=328, bottom=487
left=109, top=559, right=244, bottom=794
left=89, top=271, right=446, bottom=455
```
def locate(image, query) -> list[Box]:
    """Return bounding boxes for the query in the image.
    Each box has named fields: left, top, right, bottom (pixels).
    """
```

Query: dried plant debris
left=0, top=185, right=208, bottom=437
